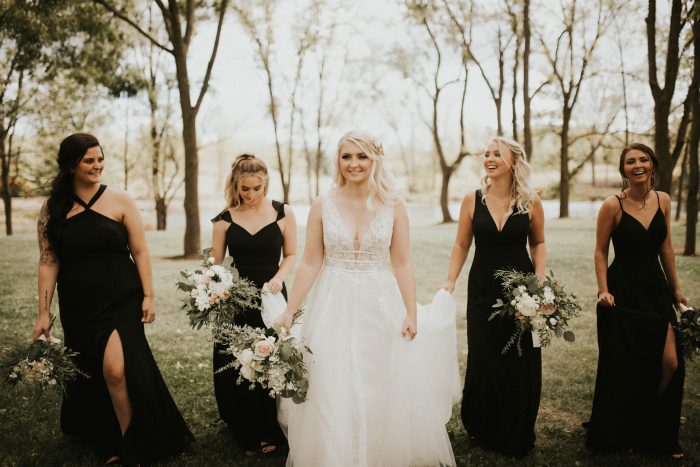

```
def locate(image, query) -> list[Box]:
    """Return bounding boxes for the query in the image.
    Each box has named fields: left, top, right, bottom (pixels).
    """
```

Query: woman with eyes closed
left=33, top=133, right=193, bottom=465
left=210, top=153, right=297, bottom=457
left=443, top=136, right=545, bottom=458
left=277, top=131, right=456, bottom=467
left=586, top=143, right=687, bottom=459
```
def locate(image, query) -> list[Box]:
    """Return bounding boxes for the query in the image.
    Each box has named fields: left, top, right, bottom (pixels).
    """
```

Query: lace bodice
left=322, top=194, right=394, bottom=271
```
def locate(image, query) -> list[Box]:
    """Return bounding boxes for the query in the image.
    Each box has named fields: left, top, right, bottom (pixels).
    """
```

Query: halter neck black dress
left=211, top=201, right=287, bottom=452
left=55, top=185, right=193, bottom=464
left=461, top=189, right=541, bottom=458
left=586, top=193, right=684, bottom=455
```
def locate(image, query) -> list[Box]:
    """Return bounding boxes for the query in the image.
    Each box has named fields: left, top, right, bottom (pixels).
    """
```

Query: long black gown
left=586, top=193, right=684, bottom=455
left=211, top=201, right=287, bottom=452
left=461, top=189, right=541, bottom=458
left=56, top=185, right=193, bottom=464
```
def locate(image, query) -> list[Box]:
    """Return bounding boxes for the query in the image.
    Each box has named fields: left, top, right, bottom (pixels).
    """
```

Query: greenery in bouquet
left=0, top=315, right=88, bottom=394
left=489, top=269, right=582, bottom=355
left=678, top=305, right=700, bottom=362
left=176, top=248, right=261, bottom=330
left=214, top=314, right=311, bottom=403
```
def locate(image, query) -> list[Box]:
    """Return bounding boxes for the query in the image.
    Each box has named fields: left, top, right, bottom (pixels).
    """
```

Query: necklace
left=625, top=190, right=651, bottom=210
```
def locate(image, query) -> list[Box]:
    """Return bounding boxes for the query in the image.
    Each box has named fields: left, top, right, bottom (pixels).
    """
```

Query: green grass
left=0, top=218, right=698, bottom=466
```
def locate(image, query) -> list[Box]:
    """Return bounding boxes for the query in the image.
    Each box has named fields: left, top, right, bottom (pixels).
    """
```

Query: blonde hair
left=480, top=136, right=536, bottom=214
left=224, top=154, right=269, bottom=208
left=335, top=131, right=399, bottom=209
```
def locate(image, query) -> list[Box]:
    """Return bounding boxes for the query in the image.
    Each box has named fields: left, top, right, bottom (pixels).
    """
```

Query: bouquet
left=215, top=313, right=311, bottom=403
left=177, top=248, right=261, bottom=330
left=678, top=304, right=700, bottom=361
left=0, top=315, right=88, bottom=394
left=489, top=269, right=582, bottom=355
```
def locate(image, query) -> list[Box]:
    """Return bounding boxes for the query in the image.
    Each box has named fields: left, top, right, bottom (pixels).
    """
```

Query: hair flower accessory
left=375, top=142, right=384, bottom=157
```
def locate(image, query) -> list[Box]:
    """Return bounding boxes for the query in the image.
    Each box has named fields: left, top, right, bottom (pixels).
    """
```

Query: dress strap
left=73, top=185, right=106, bottom=210
left=211, top=209, right=232, bottom=223
left=615, top=195, right=624, bottom=212
left=272, top=200, right=286, bottom=220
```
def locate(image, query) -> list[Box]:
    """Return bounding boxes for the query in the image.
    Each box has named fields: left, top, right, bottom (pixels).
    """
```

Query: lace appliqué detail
left=322, top=195, right=393, bottom=272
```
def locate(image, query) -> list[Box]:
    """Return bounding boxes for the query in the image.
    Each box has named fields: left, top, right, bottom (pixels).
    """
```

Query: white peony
left=542, top=286, right=555, bottom=305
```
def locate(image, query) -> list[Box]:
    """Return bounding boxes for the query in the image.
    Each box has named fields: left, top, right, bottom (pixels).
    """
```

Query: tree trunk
left=181, top=106, right=200, bottom=257
left=171, top=39, right=201, bottom=257
left=0, top=140, right=12, bottom=236
left=522, top=0, right=532, bottom=159
left=156, top=196, right=167, bottom=230
left=676, top=144, right=687, bottom=221
left=439, top=168, right=454, bottom=223
left=559, top=111, right=571, bottom=218
left=684, top=4, right=699, bottom=256
left=654, top=103, right=673, bottom=192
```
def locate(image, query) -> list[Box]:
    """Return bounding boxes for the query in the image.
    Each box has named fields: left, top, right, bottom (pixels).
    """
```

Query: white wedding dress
left=284, top=195, right=459, bottom=467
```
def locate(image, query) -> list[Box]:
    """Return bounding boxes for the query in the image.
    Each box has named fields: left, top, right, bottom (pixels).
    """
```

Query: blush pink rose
left=254, top=339, right=274, bottom=358
left=539, top=304, right=556, bottom=315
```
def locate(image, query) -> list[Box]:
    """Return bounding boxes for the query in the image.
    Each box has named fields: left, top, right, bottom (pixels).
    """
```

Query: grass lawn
left=0, top=217, right=698, bottom=466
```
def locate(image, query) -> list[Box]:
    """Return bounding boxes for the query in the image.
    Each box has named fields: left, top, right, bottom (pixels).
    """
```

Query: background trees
left=1, top=0, right=697, bottom=254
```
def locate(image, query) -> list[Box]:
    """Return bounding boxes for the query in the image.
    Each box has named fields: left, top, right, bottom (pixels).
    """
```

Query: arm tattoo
left=44, top=290, right=49, bottom=313
left=37, top=202, right=56, bottom=266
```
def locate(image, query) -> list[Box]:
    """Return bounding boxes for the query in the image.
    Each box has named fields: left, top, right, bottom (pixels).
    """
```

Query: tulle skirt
left=283, top=265, right=458, bottom=467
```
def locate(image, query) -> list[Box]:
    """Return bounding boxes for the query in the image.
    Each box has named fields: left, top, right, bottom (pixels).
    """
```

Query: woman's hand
left=402, top=315, right=417, bottom=341
left=275, top=309, right=294, bottom=333
left=597, top=291, right=615, bottom=308
left=141, top=296, right=156, bottom=324
left=32, top=314, right=51, bottom=342
left=441, top=281, right=455, bottom=294
left=674, top=289, right=688, bottom=309
left=267, top=277, right=283, bottom=294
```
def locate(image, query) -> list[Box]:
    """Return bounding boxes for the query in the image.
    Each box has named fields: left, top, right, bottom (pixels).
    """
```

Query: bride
left=276, top=131, right=457, bottom=466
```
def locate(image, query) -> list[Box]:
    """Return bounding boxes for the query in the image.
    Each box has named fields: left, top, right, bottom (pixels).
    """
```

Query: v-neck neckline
left=621, top=207, right=661, bottom=232
left=482, top=191, right=513, bottom=233
left=327, top=194, right=383, bottom=252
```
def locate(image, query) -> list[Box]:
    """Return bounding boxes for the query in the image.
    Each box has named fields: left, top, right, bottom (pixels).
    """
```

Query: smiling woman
left=443, top=136, right=546, bottom=458
left=278, top=131, right=457, bottom=466
left=33, top=133, right=193, bottom=465
left=587, top=143, right=688, bottom=459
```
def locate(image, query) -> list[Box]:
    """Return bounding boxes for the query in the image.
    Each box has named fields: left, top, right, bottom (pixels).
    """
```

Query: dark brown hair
left=45, top=133, right=103, bottom=250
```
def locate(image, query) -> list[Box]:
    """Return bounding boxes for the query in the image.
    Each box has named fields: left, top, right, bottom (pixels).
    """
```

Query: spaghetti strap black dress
left=56, top=185, right=193, bottom=464
left=461, top=189, right=541, bottom=458
left=211, top=200, right=287, bottom=452
left=586, top=192, right=684, bottom=455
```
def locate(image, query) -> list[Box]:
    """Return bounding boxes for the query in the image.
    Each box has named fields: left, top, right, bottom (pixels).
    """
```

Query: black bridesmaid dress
left=586, top=193, right=684, bottom=455
left=56, top=185, right=193, bottom=464
left=461, top=189, right=541, bottom=458
left=211, top=201, right=287, bottom=452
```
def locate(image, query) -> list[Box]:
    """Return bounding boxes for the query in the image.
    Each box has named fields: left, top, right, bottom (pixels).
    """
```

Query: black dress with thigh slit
left=56, top=185, right=193, bottom=464
left=211, top=201, right=287, bottom=452
left=586, top=193, right=684, bottom=455
left=461, top=189, right=542, bottom=458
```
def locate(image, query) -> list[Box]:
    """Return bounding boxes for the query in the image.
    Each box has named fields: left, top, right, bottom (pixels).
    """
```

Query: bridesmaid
left=586, top=143, right=687, bottom=459
left=32, top=133, right=193, bottom=465
left=210, top=154, right=297, bottom=456
left=443, top=136, right=545, bottom=458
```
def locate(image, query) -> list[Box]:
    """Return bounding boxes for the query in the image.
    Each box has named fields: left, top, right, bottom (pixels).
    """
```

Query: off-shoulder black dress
left=211, top=200, right=287, bottom=452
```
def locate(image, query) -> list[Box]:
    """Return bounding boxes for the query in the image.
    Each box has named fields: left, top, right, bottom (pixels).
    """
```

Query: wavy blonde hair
left=224, top=154, right=269, bottom=208
left=480, top=136, right=536, bottom=213
left=335, top=131, right=399, bottom=209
